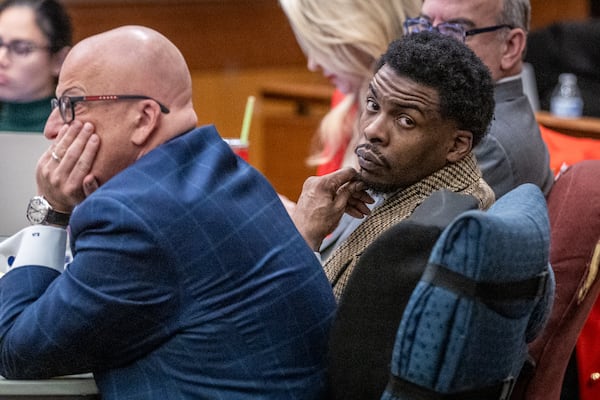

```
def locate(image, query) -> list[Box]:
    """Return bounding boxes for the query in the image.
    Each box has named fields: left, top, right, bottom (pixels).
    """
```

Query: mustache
left=355, top=143, right=390, bottom=169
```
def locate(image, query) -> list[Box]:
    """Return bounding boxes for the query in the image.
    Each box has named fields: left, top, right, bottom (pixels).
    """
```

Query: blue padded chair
left=382, top=183, right=554, bottom=400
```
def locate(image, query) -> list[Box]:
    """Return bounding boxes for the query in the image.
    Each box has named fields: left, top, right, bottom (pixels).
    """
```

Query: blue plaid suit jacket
left=0, top=125, right=336, bottom=400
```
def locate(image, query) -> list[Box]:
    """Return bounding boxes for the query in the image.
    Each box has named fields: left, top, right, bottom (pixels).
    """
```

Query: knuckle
left=75, top=158, right=91, bottom=172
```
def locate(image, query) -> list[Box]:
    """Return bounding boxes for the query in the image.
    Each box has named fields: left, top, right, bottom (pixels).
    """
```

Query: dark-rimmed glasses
left=0, top=38, right=50, bottom=57
left=403, top=17, right=513, bottom=43
left=51, top=95, right=171, bottom=124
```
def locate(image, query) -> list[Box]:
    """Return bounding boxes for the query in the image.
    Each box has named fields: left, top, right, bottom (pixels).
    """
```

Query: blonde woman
left=279, top=0, right=420, bottom=175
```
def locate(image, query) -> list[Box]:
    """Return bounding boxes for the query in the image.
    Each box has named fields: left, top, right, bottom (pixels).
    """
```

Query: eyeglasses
left=51, top=95, right=171, bottom=124
left=0, top=38, right=50, bottom=57
left=403, top=17, right=513, bottom=43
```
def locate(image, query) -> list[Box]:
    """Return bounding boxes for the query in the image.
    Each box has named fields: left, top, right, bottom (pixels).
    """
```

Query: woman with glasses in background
left=0, top=0, right=72, bottom=132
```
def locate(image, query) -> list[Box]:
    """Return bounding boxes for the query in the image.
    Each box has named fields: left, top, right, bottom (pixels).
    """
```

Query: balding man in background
left=410, top=0, right=554, bottom=198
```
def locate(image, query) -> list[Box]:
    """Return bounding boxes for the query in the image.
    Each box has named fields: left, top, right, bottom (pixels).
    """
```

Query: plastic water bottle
left=550, top=73, right=584, bottom=118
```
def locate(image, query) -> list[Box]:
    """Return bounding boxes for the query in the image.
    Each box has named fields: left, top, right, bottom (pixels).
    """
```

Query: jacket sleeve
left=0, top=196, right=181, bottom=379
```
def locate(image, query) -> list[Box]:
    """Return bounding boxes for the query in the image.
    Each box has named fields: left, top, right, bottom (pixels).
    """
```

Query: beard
left=354, top=143, right=402, bottom=195
left=356, top=173, right=402, bottom=195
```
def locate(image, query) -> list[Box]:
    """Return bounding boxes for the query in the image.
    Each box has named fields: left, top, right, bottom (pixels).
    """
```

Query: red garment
left=316, top=90, right=353, bottom=176
left=578, top=302, right=600, bottom=400
left=539, top=125, right=600, bottom=400
left=539, top=125, right=600, bottom=175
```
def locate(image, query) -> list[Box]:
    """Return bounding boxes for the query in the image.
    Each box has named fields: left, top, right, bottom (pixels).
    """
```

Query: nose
left=0, top=47, right=10, bottom=67
left=430, top=17, right=444, bottom=28
left=43, top=108, right=63, bottom=140
left=363, top=114, right=389, bottom=145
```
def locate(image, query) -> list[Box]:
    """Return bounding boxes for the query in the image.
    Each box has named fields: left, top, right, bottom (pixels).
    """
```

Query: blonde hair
left=279, top=0, right=421, bottom=167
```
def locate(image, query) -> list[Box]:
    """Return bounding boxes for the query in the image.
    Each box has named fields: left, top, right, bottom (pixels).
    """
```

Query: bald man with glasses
left=406, top=0, right=553, bottom=199
left=0, top=25, right=336, bottom=400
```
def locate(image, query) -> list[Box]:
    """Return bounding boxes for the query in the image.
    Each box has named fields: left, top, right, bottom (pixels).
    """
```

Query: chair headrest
left=384, top=183, right=554, bottom=398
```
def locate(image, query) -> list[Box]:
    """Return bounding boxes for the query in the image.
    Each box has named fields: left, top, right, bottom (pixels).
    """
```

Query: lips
left=356, top=146, right=385, bottom=171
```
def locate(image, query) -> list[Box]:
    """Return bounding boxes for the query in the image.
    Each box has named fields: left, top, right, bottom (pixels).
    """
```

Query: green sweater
left=0, top=97, right=53, bottom=132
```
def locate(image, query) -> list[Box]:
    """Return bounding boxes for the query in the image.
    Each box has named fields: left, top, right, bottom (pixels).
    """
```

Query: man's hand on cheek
left=37, top=121, right=100, bottom=213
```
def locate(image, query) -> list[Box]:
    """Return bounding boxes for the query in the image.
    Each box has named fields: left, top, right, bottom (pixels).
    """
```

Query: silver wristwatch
left=26, top=196, right=71, bottom=227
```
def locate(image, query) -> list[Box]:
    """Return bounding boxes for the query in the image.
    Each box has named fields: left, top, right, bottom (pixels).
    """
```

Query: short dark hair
left=0, top=0, right=72, bottom=53
left=375, top=31, right=494, bottom=146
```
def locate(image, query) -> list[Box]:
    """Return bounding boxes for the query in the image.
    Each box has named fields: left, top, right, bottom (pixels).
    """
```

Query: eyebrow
left=418, top=13, right=477, bottom=28
left=59, top=88, right=84, bottom=97
left=367, top=83, right=378, bottom=98
left=367, top=82, right=428, bottom=115
left=0, top=36, right=37, bottom=44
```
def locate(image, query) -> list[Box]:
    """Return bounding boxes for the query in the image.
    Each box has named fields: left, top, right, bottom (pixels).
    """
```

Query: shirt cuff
left=1, top=225, right=68, bottom=274
left=314, top=251, right=323, bottom=264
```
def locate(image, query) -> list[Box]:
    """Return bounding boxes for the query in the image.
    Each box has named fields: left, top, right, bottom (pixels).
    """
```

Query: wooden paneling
left=259, top=114, right=320, bottom=201
left=63, top=0, right=592, bottom=63
left=257, top=81, right=332, bottom=200
left=531, top=0, right=589, bottom=29
left=63, top=0, right=306, bottom=71
left=190, top=67, right=329, bottom=176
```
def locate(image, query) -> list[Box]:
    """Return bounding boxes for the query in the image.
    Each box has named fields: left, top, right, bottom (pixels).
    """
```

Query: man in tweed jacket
left=292, top=31, right=496, bottom=301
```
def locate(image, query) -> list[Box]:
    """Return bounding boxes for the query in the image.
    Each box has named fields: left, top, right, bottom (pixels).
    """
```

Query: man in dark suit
left=0, top=25, right=336, bottom=400
left=414, top=0, right=554, bottom=199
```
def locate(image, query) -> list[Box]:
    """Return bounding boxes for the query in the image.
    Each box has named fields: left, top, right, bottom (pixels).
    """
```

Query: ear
left=500, top=28, right=527, bottom=73
left=50, top=47, right=70, bottom=77
left=131, top=101, right=161, bottom=146
left=446, top=129, right=473, bottom=163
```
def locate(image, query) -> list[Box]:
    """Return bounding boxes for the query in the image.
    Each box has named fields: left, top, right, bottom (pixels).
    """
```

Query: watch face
left=27, top=196, right=49, bottom=224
